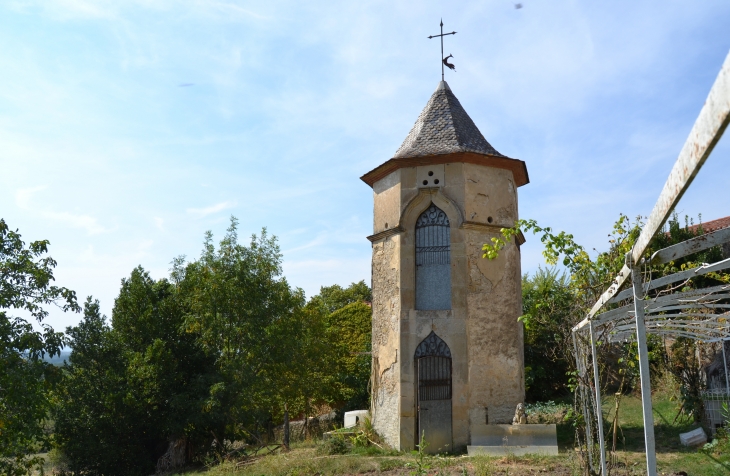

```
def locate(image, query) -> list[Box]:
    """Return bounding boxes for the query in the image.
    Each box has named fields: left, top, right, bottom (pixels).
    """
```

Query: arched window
left=415, top=204, right=451, bottom=310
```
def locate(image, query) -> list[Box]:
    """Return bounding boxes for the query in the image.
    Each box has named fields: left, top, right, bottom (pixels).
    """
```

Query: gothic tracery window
left=415, top=204, right=451, bottom=310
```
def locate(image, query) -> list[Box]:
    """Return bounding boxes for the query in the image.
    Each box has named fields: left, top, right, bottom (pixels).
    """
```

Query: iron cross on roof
left=428, top=20, right=457, bottom=81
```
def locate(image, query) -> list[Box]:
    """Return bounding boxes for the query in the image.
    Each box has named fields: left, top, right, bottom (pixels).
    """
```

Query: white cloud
left=47, top=211, right=109, bottom=235
left=186, top=201, right=236, bottom=218
left=15, top=186, right=110, bottom=235
left=3, top=0, right=729, bottom=330
left=15, top=186, right=46, bottom=208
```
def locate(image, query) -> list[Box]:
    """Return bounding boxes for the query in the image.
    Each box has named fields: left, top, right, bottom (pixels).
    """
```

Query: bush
left=525, top=400, right=571, bottom=424
left=318, top=432, right=350, bottom=455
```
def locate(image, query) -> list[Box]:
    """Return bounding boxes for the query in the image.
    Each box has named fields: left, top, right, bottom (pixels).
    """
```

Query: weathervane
left=428, top=19, right=457, bottom=81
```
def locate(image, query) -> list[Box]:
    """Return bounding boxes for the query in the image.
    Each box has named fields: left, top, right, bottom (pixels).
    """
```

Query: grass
left=174, top=396, right=730, bottom=475
left=182, top=444, right=575, bottom=476
left=36, top=391, right=725, bottom=475
left=605, top=393, right=730, bottom=475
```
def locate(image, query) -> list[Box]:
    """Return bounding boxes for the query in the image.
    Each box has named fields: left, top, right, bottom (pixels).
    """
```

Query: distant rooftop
left=687, top=215, right=730, bottom=233
left=394, top=81, right=503, bottom=159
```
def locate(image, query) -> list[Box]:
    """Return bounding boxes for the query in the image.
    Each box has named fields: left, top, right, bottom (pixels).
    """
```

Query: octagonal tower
left=361, top=81, right=529, bottom=452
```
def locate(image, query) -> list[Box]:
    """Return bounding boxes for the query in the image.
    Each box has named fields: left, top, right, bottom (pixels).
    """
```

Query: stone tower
left=361, top=81, right=529, bottom=452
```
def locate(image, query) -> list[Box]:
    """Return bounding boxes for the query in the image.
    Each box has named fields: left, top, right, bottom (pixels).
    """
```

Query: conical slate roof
left=394, top=81, right=503, bottom=159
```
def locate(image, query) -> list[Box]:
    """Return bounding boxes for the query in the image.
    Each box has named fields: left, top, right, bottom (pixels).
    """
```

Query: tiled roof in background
left=394, top=81, right=503, bottom=159
left=687, top=215, right=730, bottom=234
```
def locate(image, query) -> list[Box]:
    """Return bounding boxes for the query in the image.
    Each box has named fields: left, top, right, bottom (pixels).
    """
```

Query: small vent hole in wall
left=428, top=171, right=434, bottom=176
left=434, top=179, right=440, bottom=185
left=384, top=223, right=388, bottom=229
left=487, top=216, right=493, bottom=223
left=423, top=180, right=428, bottom=185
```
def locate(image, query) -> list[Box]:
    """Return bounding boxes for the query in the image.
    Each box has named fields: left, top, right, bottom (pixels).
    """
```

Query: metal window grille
left=416, top=205, right=450, bottom=266
left=418, top=356, right=452, bottom=401
left=415, top=331, right=453, bottom=401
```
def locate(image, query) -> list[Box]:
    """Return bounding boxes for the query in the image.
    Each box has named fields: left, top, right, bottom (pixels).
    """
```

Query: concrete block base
left=467, top=445, right=558, bottom=456
left=468, top=424, right=558, bottom=456
left=344, top=410, right=370, bottom=428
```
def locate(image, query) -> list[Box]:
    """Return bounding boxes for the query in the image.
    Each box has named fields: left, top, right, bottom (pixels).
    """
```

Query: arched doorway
left=415, top=331, right=452, bottom=453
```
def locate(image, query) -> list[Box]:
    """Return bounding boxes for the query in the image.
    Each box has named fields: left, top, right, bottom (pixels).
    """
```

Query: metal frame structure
left=571, top=49, right=730, bottom=476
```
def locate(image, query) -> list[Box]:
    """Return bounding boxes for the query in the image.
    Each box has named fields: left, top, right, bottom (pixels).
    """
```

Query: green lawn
left=37, top=393, right=728, bottom=475
left=174, top=394, right=729, bottom=475
left=607, top=394, right=730, bottom=475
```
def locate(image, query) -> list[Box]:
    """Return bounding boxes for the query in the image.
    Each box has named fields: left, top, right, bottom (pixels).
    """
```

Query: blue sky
left=2, top=0, right=729, bottom=331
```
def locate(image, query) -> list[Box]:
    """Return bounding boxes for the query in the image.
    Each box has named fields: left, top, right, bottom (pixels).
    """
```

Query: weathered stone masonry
left=362, top=81, right=530, bottom=452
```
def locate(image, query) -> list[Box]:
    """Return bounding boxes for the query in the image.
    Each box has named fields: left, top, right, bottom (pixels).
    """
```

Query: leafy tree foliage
left=521, top=268, right=575, bottom=401
left=325, top=300, right=372, bottom=412
left=310, top=281, right=372, bottom=314
left=52, top=218, right=373, bottom=473
left=176, top=220, right=307, bottom=438
left=54, top=272, right=219, bottom=475
left=301, top=282, right=372, bottom=412
left=486, top=213, right=728, bottom=419
left=0, top=219, right=79, bottom=475
left=52, top=298, right=132, bottom=475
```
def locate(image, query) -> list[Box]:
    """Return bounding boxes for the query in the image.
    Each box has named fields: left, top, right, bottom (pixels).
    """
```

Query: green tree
left=303, top=282, right=372, bottom=413
left=326, top=301, right=372, bottom=411
left=0, top=219, right=79, bottom=475
left=485, top=213, right=728, bottom=418
left=178, top=218, right=307, bottom=440
left=52, top=298, right=132, bottom=475
left=54, top=269, right=220, bottom=475
left=310, top=281, right=372, bottom=314
left=520, top=268, right=576, bottom=401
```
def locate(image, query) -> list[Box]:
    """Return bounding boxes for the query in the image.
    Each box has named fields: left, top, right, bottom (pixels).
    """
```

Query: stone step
left=468, top=423, right=558, bottom=455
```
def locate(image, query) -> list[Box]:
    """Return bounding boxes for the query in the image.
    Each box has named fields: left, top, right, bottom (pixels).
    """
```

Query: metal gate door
left=416, top=333, right=452, bottom=454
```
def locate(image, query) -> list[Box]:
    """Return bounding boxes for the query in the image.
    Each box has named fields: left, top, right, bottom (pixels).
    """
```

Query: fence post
left=590, top=321, right=607, bottom=476
left=631, top=261, right=657, bottom=476
left=283, top=404, right=290, bottom=450
left=720, top=339, right=730, bottom=397
left=573, top=332, right=594, bottom=471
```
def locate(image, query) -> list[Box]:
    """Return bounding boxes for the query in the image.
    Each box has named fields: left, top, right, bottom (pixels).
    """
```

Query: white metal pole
left=590, top=321, right=608, bottom=476
left=573, top=332, right=594, bottom=470
left=722, top=339, right=730, bottom=396
left=631, top=263, right=657, bottom=476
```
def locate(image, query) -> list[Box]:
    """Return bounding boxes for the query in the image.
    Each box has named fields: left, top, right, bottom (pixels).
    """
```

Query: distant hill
left=43, top=349, right=72, bottom=366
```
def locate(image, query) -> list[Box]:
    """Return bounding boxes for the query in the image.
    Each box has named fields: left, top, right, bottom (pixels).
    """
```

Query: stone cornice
left=366, top=224, right=526, bottom=246
left=459, top=222, right=527, bottom=247
left=360, top=151, right=529, bottom=189
left=460, top=221, right=510, bottom=234
left=367, top=226, right=404, bottom=243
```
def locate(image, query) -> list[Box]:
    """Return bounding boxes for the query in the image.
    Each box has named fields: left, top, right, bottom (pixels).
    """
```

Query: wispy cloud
left=15, top=186, right=46, bottom=208
left=15, top=186, right=111, bottom=235
left=186, top=201, right=236, bottom=218
left=47, top=211, right=109, bottom=235
left=2, top=0, right=729, bottom=330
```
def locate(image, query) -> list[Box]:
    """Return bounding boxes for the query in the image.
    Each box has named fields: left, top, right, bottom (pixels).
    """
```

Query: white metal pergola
left=571, top=49, right=730, bottom=476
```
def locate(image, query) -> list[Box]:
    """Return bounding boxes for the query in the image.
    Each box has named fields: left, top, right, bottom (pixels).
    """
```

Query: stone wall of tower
left=370, top=163, right=524, bottom=451
left=370, top=171, right=403, bottom=448
left=461, top=164, right=525, bottom=429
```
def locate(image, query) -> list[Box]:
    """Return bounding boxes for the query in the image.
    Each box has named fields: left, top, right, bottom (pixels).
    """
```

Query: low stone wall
left=272, top=412, right=339, bottom=442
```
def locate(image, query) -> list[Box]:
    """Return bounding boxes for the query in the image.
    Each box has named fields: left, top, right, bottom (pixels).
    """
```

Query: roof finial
left=428, top=19, right=457, bottom=82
